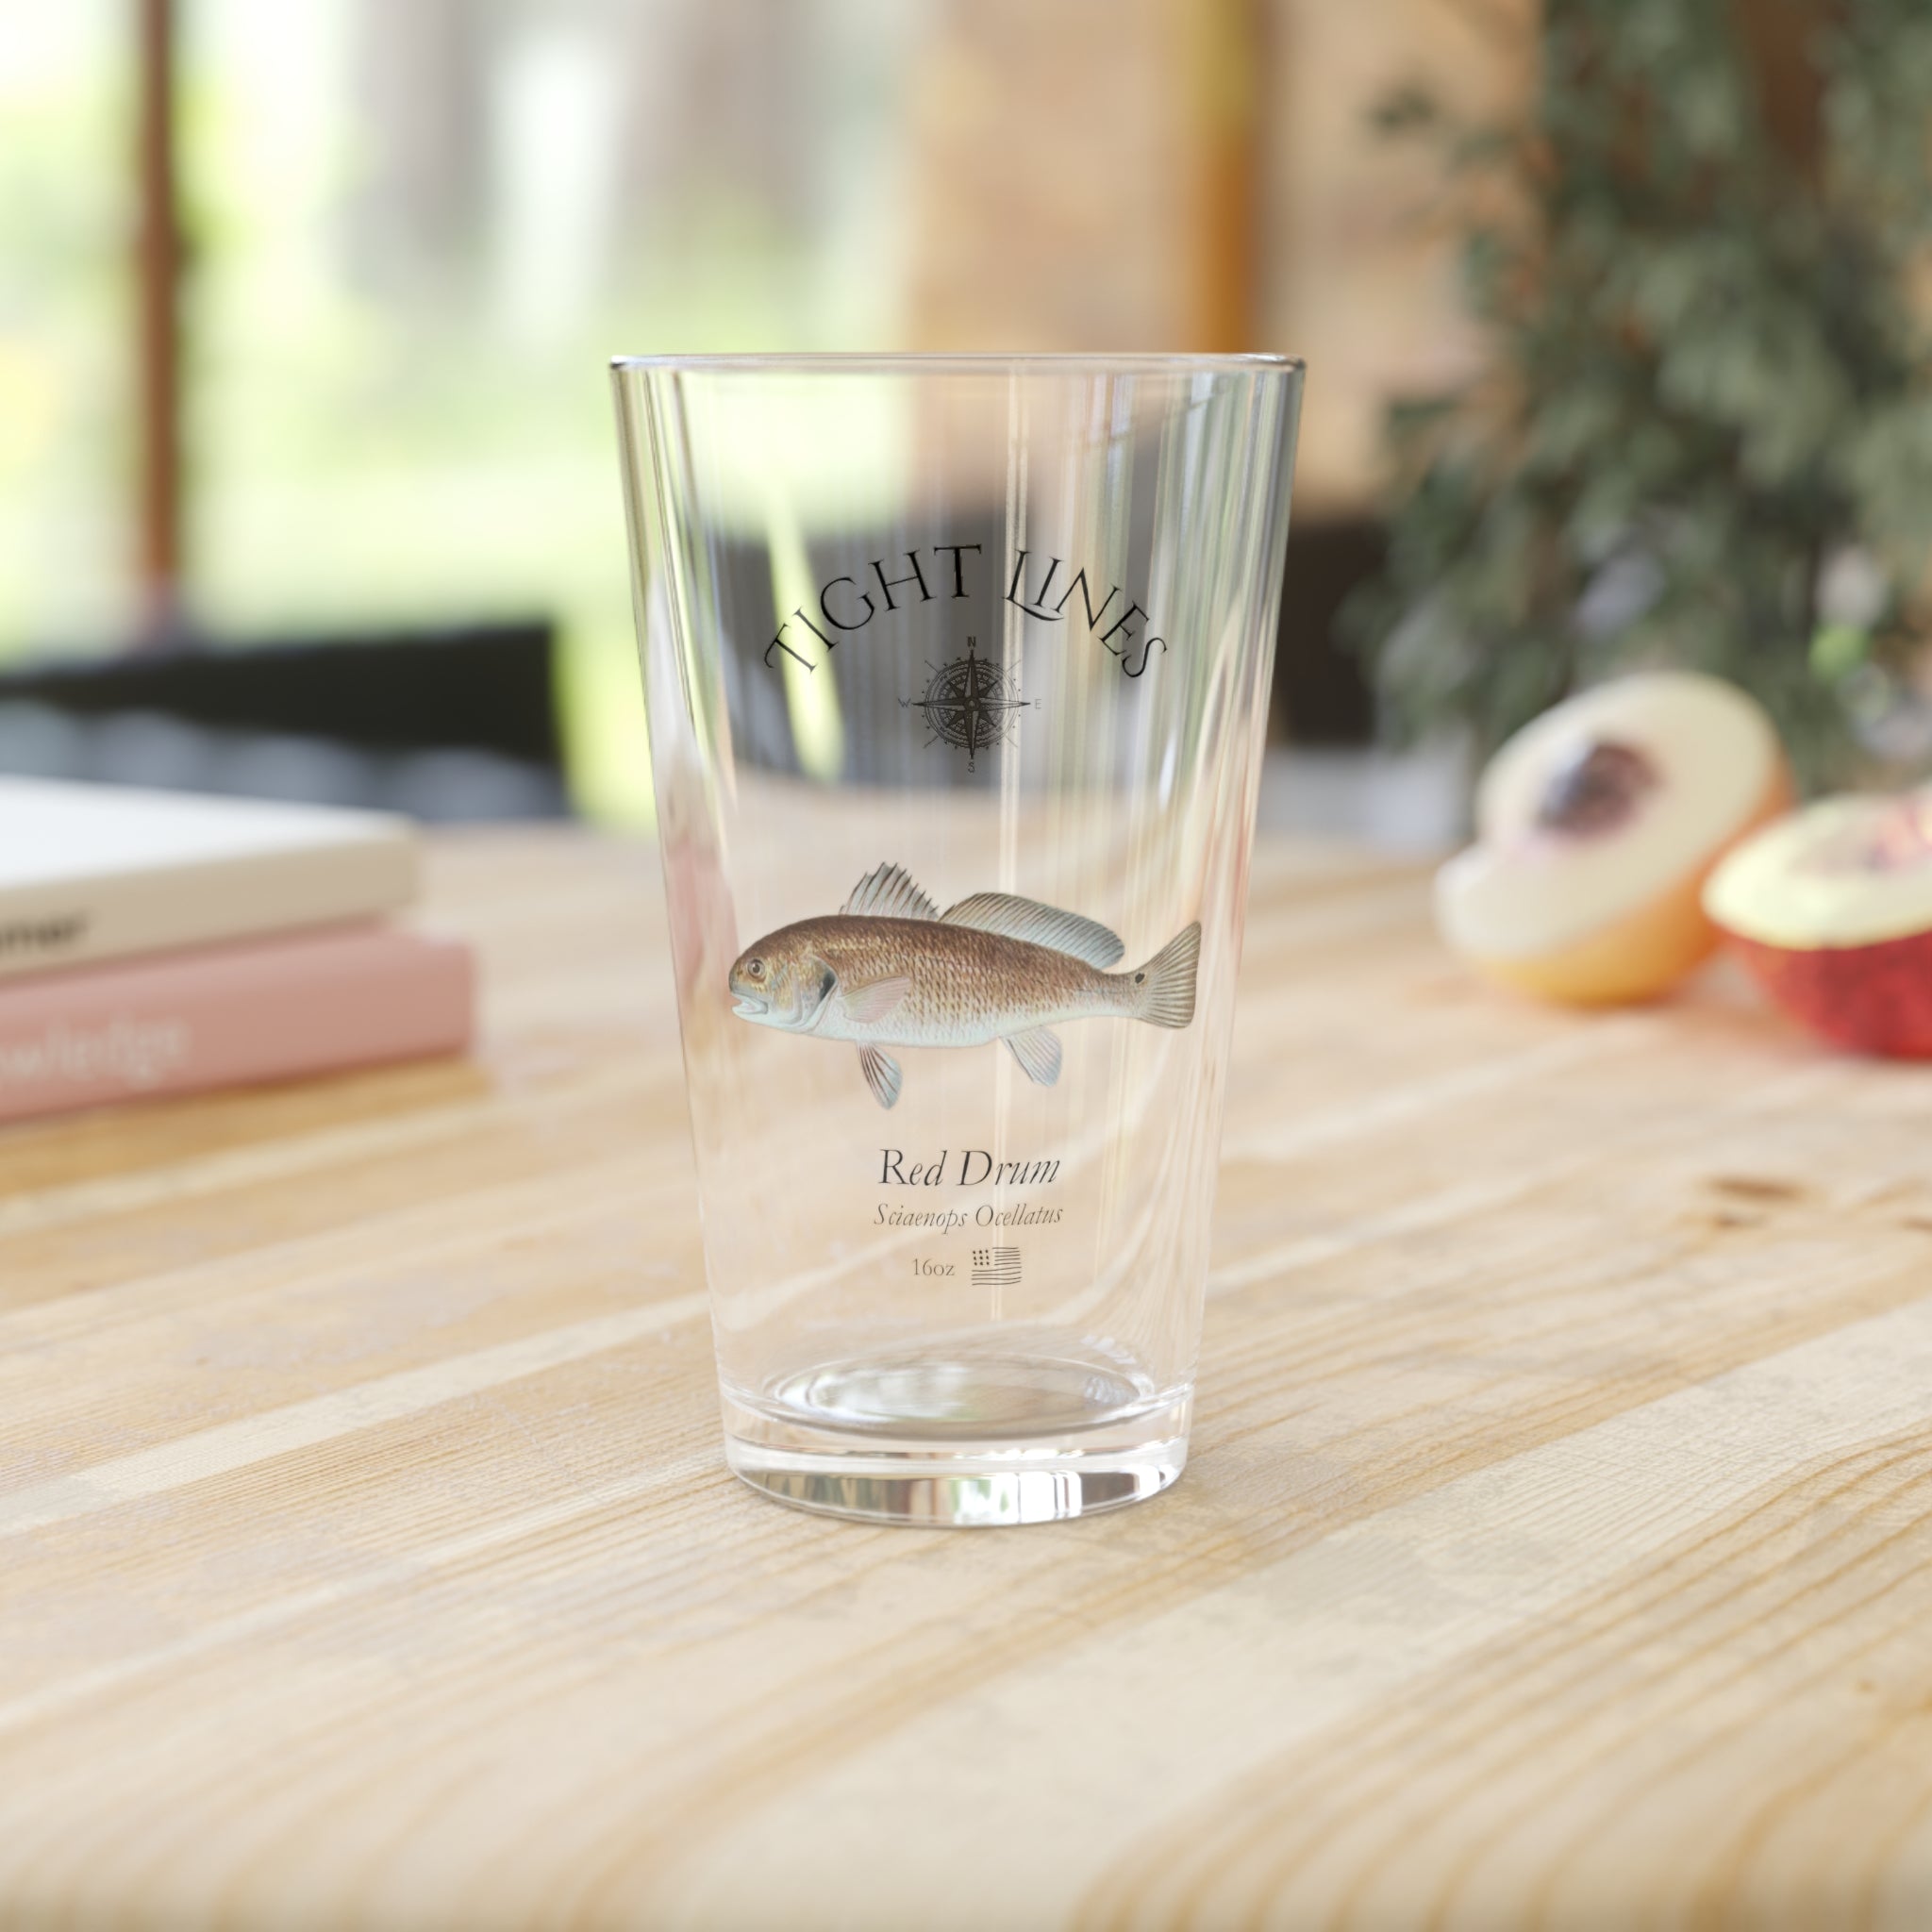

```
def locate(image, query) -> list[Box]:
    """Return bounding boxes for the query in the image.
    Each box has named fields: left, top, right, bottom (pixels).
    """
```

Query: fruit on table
left=1436, top=672, right=1790, bottom=1005
left=1704, top=789, right=1932, bottom=1058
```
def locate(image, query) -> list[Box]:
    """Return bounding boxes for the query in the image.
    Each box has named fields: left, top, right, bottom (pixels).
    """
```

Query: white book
left=0, top=777, right=419, bottom=980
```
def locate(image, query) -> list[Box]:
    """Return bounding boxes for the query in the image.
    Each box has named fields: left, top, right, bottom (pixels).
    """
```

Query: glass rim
left=609, top=350, right=1305, bottom=376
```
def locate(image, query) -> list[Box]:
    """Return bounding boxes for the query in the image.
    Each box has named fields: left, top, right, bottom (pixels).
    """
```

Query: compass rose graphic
left=903, top=636, right=1035, bottom=773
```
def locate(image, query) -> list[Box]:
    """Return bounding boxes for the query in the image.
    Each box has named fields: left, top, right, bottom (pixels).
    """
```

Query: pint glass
left=613, top=354, right=1301, bottom=1524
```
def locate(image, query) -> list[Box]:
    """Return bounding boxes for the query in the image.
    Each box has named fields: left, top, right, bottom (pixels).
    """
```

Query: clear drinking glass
left=613, top=353, right=1301, bottom=1525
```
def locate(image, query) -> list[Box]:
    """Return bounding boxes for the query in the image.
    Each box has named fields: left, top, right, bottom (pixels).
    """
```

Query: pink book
left=0, top=926, right=475, bottom=1124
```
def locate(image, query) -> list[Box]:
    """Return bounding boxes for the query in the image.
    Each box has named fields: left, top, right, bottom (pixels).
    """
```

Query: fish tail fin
left=1131, top=923, right=1201, bottom=1028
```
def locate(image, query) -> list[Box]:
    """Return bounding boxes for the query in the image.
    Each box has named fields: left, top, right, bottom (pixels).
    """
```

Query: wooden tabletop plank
left=2, top=828, right=1929, bottom=1929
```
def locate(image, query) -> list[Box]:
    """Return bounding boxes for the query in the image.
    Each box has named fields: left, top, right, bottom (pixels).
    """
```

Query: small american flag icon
left=972, top=1246, right=1022, bottom=1288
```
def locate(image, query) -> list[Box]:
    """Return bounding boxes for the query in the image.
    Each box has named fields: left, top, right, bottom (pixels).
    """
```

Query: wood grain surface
left=4, top=829, right=1931, bottom=1931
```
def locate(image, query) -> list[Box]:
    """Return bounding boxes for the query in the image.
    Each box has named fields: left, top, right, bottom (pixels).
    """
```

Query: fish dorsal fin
left=941, top=891, right=1124, bottom=969
left=843, top=862, right=940, bottom=921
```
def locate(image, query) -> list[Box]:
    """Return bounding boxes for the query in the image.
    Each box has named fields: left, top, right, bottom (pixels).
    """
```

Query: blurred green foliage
left=1350, top=0, right=1932, bottom=789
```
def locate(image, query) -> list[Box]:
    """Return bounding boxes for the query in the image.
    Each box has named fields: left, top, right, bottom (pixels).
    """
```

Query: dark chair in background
left=0, top=526, right=1383, bottom=824
left=0, top=619, right=569, bottom=821
left=1274, top=519, right=1383, bottom=747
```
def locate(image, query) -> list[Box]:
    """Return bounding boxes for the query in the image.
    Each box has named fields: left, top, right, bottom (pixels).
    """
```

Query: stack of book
left=0, top=777, right=475, bottom=1124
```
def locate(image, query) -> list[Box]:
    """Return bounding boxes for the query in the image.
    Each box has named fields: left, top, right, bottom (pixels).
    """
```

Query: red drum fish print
left=727, top=862, right=1201, bottom=1108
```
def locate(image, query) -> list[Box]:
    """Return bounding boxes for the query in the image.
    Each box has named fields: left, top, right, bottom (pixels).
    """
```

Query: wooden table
left=4, top=829, right=1931, bottom=1930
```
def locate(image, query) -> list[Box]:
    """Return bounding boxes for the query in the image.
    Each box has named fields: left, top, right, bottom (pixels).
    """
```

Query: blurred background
left=4, top=0, right=1926, bottom=842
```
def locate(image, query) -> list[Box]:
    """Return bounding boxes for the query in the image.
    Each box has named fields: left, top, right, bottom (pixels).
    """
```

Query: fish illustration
left=727, top=861, right=1200, bottom=1108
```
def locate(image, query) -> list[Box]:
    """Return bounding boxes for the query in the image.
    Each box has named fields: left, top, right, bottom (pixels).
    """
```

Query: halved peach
left=1437, top=672, right=1790, bottom=1006
left=1704, top=789, right=1932, bottom=1058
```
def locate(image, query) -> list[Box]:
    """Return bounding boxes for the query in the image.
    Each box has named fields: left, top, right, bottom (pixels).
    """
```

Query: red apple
left=1704, top=790, right=1932, bottom=1058
left=1437, top=672, right=1790, bottom=1005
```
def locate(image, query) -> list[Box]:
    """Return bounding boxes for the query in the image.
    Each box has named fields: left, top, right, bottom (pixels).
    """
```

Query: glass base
left=721, top=1347, right=1191, bottom=1527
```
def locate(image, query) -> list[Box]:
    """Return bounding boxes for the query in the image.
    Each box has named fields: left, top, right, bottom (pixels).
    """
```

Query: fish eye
left=746, top=958, right=765, bottom=980
left=1135, top=971, right=1146, bottom=984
